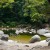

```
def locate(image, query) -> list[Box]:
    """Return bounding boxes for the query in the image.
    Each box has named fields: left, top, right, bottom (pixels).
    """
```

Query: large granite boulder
left=29, top=35, right=41, bottom=43
left=1, top=34, right=9, bottom=41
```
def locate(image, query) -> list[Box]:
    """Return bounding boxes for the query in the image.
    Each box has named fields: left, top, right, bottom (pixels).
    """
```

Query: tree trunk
left=35, top=28, right=37, bottom=34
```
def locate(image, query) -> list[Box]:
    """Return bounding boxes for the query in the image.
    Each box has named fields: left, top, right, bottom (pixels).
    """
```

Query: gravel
left=0, top=44, right=50, bottom=50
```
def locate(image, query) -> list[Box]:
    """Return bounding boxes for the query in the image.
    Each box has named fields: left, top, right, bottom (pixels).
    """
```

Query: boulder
left=29, top=35, right=41, bottom=43
left=48, top=41, right=50, bottom=46
left=0, top=40, right=4, bottom=45
left=46, top=38, right=50, bottom=46
left=1, top=34, right=9, bottom=41
left=46, top=38, right=50, bottom=42
left=37, top=29, right=50, bottom=35
left=43, top=33, right=50, bottom=37
left=24, top=45, right=29, bottom=47
left=0, top=30, right=4, bottom=38
left=0, top=30, right=4, bottom=34
left=15, top=30, right=20, bottom=35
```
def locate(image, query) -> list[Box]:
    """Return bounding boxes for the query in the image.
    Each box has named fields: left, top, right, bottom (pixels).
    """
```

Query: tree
left=0, top=0, right=50, bottom=27
left=31, top=13, right=45, bottom=33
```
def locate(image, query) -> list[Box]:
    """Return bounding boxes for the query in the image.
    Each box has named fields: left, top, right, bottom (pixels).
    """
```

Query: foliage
left=3, top=29, right=15, bottom=35
left=0, top=0, right=50, bottom=28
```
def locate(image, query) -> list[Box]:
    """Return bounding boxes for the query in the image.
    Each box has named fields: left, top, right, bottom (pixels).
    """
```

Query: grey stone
left=0, top=30, right=4, bottom=35
left=48, top=42, right=50, bottom=46
left=46, top=38, right=50, bottom=42
left=0, top=30, right=4, bottom=39
left=0, top=40, right=4, bottom=45
left=24, top=45, right=29, bottom=47
left=1, top=34, right=9, bottom=41
left=29, top=35, right=41, bottom=43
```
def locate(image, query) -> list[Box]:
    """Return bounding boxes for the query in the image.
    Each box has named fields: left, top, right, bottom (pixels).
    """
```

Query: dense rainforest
left=0, top=0, right=50, bottom=28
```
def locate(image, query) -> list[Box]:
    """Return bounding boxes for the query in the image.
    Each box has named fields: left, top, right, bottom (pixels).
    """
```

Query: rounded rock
left=1, top=34, right=9, bottom=41
left=29, top=35, right=41, bottom=43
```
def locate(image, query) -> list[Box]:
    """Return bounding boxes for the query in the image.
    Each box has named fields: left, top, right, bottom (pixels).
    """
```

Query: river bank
left=0, top=41, right=50, bottom=50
